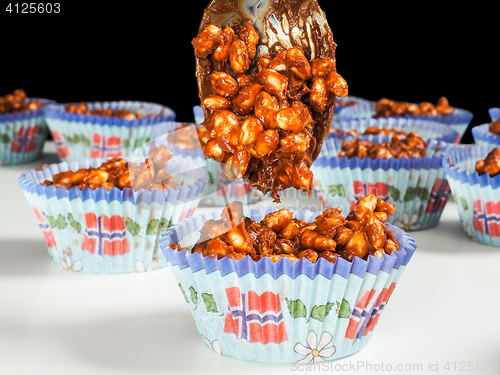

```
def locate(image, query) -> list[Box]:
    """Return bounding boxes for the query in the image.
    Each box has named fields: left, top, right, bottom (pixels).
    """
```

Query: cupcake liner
left=471, top=123, right=500, bottom=146
left=17, top=157, right=208, bottom=274
left=330, top=118, right=459, bottom=145
left=0, top=98, right=53, bottom=165
left=193, top=106, right=205, bottom=126
left=338, top=101, right=472, bottom=143
left=489, top=108, right=500, bottom=121
left=160, top=208, right=416, bottom=363
left=312, top=140, right=455, bottom=231
left=443, top=144, right=500, bottom=247
left=331, top=95, right=371, bottom=124
left=44, top=101, right=176, bottom=162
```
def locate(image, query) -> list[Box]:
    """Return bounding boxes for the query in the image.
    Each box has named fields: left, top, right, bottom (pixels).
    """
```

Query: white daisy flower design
left=59, top=253, right=82, bottom=272
left=393, top=212, right=421, bottom=231
left=294, top=331, right=336, bottom=364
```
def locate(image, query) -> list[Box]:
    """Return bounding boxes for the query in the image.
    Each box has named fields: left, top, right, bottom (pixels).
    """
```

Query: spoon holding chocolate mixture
left=193, top=0, right=348, bottom=202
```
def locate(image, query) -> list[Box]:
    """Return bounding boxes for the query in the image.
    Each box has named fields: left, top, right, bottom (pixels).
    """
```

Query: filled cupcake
left=0, top=89, right=53, bottom=165
left=160, top=197, right=416, bottom=363
left=443, top=144, right=500, bottom=246
left=44, top=101, right=176, bottom=162
left=18, top=145, right=208, bottom=273
left=312, top=130, right=455, bottom=231
left=328, top=117, right=459, bottom=147
left=471, top=120, right=500, bottom=146
left=338, top=97, right=472, bottom=144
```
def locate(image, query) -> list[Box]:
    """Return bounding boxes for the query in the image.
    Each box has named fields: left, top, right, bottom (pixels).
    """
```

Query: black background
left=1, top=2, right=498, bottom=144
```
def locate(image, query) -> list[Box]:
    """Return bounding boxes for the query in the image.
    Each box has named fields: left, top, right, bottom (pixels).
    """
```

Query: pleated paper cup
left=471, top=123, right=500, bottom=147
left=443, top=144, right=500, bottom=247
left=338, top=101, right=472, bottom=144
left=0, top=98, right=53, bottom=165
left=331, top=95, right=371, bottom=124
left=312, top=140, right=455, bottom=231
left=44, top=101, right=176, bottom=163
left=160, top=208, right=416, bottom=363
left=489, top=108, right=500, bottom=122
left=17, top=158, right=208, bottom=274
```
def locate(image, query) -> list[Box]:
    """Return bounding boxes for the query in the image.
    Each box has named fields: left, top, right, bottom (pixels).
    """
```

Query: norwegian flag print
left=90, top=134, right=123, bottom=159
left=345, top=283, right=397, bottom=340
left=50, top=130, right=70, bottom=159
left=82, top=213, right=131, bottom=256
left=425, top=178, right=450, bottom=214
left=32, top=208, right=56, bottom=247
left=223, top=286, right=288, bottom=344
left=473, top=200, right=500, bottom=237
left=10, top=125, right=39, bottom=153
left=350, top=181, right=389, bottom=211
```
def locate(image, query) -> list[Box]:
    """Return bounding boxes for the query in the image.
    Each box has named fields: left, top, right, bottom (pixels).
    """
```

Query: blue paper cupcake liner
left=154, top=121, right=265, bottom=206
left=489, top=108, right=500, bottom=121
left=0, top=98, right=53, bottom=165
left=193, top=106, right=205, bottom=126
left=331, top=95, right=371, bottom=124
left=160, top=207, right=416, bottom=363
left=443, top=144, right=500, bottom=247
left=329, top=118, right=459, bottom=145
left=18, top=157, right=208, bottom=274
left=312, top=139, right=455, bottom=231
left=471, top=123, right=500, bottom=146
left=44, top=101, right=176, bottom=162
left=338, top=100, right=472, bottom=143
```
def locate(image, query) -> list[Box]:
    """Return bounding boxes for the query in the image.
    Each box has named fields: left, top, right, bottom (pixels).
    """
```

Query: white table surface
left=1, top=142, right=500, bottom=375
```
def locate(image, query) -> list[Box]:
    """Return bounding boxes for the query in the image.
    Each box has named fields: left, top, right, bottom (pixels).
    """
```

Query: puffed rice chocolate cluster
left=0, top=89, right=44, bottom=114
left=373, top=97, right=454, bottom=118
left=476, top=147, right=500, bottom=178
left=171, top=195, right=399, bottom=264
left=339, top=131, right=427, bottom=160
left=41, top=145, right=178, bottom=191
left=64, top=102, right=159, bottom=120
left=193, top=22, right=348, bottom=202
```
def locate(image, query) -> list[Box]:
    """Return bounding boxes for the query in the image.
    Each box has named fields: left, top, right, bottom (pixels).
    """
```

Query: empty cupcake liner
left=312, top=140, right=455, bottom=231
left=44, top=101, right=176, bottom=162
left=18, top=157, right=208, bottom=274
left=160, top=208, right=416, bottom=363
left=0, top=98, right=53, bottom=165
left=338, top=101, right=472, bottom=143
left=443, top=144, right=500, bottom=247
left=471, top=123, right=500, bottom=146
left=489, top=108, right=500, bottom=121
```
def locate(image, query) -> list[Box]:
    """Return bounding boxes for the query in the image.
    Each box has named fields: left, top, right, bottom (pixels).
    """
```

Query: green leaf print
left=68, top=213, right=81, bottom=233
left=146, top=219, right=160, bottom=235
left=123, top=139, right=131, bottom=148
left=0, top=133, right=10, bottom=144
left=178, top=283, right=189, bottom=303
left=82, top=136, right=91, bottom=147
left=189, top=286, right=198, bottom=305
left=336, top=299, right=351, bottom=319
left=285, top=298, right=307, bottom=319
left=159, top=218, right=172, bottom=233
left=126, top=218, right=141, bottom=236
left=460, top=197, right=468, bottom=211
left=310, top=302, right=335, bottom=322
left=388, top=185, right=400, bottom=201
left=46, top=213, right=67, bottom=230
left=403, top=187, right=415, bottom=202
left=417, top=188, right=429, bottom=201
left=202, top=293, right=218, bottom=313
left=329, top=184, right=346, bottom=197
